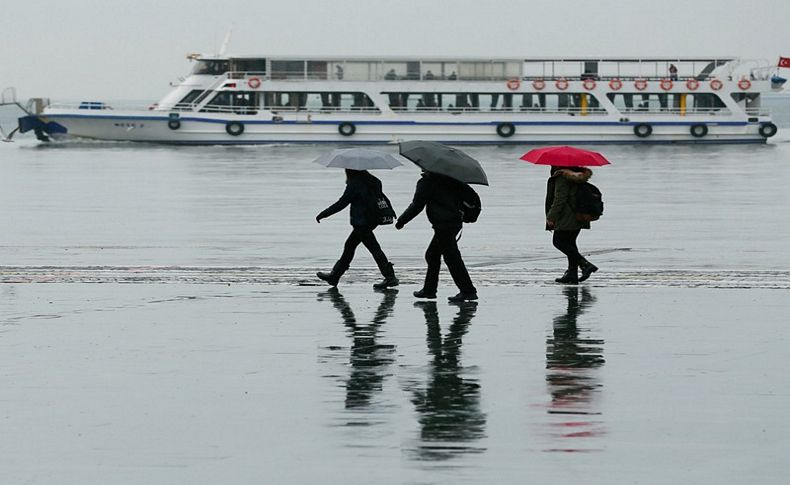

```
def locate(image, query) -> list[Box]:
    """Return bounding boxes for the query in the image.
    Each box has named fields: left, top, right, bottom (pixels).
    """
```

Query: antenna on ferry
left=218, top=24, right=234, bottom=56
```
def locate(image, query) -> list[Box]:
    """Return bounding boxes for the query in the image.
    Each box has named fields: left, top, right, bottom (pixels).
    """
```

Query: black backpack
left=574, top=182, right=603, bottom=222
left=457, top=183, right=481, bottom=223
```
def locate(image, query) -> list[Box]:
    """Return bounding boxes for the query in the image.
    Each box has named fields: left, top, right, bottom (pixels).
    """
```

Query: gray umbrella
left=399, top=141, right=489, bottom=185
left=313, top=148, right=403, bottom=170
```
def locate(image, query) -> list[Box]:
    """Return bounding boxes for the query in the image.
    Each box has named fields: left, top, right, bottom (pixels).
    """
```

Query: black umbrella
left=399, top=141, right=489, bottom=186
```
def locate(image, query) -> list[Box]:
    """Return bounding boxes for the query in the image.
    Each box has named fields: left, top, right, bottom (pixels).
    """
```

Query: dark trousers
left=423, top=224, right=476, bottom=294
left=336, top=225, right=389, bottom=274
left=553, top=229, right=582, bottom=269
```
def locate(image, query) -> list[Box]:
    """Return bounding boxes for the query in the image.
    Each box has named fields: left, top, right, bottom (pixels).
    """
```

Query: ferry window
left=731, top=92, right=760, bottom=111
left=382, top=63, right=408, bottom=80
left=202, top=91, right=259, bottom=113
left=687, top=93, right=726, bottom=112
left=178, top=90, right=206, bottom=105
left=192, top=60, right=229, bottom=75
left=455, top=62, right=518, bottom=81
left=307, top=61, right=328, bottom=80
left=260, top=91, right=378, bottom=112
left=271, top=61, right=305, bottom=79
left=383, top=91, right=603, bottom=113
left=607, top=93, right=684, bottom=112
left=231, top=59, right=266, bottom=74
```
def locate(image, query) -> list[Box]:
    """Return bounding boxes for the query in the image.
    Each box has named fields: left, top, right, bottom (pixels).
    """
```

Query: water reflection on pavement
left=408, top=301, right=486, bottom=461
left=319, top=288, right=398, bottom=410
left=544, top=286, right=606, bottom=453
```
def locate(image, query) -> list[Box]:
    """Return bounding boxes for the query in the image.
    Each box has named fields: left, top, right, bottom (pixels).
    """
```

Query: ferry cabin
left=30, top=56, right=779, bottom=144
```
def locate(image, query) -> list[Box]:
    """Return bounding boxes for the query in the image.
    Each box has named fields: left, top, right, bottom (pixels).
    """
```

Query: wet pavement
left=2, top=113, right=790, bottom=482
left=1, top=283, right=788, bottom=484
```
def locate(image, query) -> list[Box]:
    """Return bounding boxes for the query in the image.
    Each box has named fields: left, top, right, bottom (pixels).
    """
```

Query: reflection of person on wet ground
left=316, top=169, right=399, bottom=289
left=318, top=288, right=398, bottom=409
left=545, top=287, right=604, bottom=447
left=545, top=166, right=599, bottom=284
left=410, top=301, right=486, bottom=460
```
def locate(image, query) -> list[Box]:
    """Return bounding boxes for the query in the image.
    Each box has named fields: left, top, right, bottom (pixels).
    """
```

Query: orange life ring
left=532, top=79, right=546, bottom=90
left=634, top=79, right=648, bottom=91
left=710, top=79, right=723, bottom=91
left=609, top=79, right=623, bottom=91
left=660, top=79, right=673, bottom=91
left=506, top=78, right=521, bottom=91
left=583, top=78, right=596, bottom=90
left=686, top=79, right=700, bottom=91
left=555, top=78, right=569, bottom=91
left=738, top=79, right=752, bottom=90
left=247, top=77, right=262, bottom=89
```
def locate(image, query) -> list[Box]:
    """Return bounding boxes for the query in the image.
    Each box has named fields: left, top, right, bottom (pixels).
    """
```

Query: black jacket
left=398, top=173, right=463, bottom=227
left=318, top=173, right=381, bottom=227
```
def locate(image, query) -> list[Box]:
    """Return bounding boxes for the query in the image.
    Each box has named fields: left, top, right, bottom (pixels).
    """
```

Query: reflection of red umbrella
left=520, top=146, right=611, bottom=167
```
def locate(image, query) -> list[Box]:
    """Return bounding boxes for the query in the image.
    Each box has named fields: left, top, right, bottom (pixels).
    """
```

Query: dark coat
left=397, top=173, right=464, bottom=228
left=546, top=168, right=593, bottom=231
left=318, top=173, right=381, bottom=227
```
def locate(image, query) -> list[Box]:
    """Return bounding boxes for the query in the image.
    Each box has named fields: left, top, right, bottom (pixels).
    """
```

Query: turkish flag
left=778, top=57, right=790, bottom=68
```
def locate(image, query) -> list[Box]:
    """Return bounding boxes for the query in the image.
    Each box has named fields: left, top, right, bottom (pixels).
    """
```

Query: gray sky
left=2, top=0, right=790, bottom=101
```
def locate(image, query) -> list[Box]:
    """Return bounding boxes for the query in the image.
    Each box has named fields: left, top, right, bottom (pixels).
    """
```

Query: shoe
left=373, top=262, right=399, bottom=289
left=555, top=269, right=579, bottom=285
left=413, top=288, right=437, bottom=299
left=579, top=261, right=598, bottom=282
left=316, top=271, right=339, bottom=287
left=447, top=292, right=478, bottom=302
left=317, top=261, right=348, bottom=287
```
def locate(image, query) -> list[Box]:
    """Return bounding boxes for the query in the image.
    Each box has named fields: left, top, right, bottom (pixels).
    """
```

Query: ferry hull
left=29, top=111, right=770, bottom=145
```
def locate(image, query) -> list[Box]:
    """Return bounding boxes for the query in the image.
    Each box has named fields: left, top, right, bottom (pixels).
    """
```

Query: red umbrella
left=520, top=146, right=611, bottom=167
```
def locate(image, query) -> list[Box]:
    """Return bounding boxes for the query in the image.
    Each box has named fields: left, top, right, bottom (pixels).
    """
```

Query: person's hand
left=395, top=220, right=404, bottom=230
left=545, top=219, right=555, bottom=231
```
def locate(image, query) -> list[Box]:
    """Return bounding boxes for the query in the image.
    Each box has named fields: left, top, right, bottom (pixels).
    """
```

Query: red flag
left=778, top=57, right=790, bottom=68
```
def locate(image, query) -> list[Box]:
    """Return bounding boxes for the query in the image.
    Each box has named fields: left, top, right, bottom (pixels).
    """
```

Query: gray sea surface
left=1, top=97, right=790, bottom=484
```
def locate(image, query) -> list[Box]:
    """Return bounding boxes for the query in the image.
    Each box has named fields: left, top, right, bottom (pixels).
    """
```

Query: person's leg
left=317, top=227, right=363, bottom=286
left=416, top=231, right=442, bottom=297
left=358, top=227, right=399, bottom=289
left=577, top=229, right=598, bottom=282
left=435, top=225, right=477, bottom=296
left=552, top=229, right=581, bottom=283
left=358, top=227, right=389, bottom=273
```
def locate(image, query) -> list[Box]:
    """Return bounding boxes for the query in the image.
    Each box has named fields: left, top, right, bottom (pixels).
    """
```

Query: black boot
left=579, top=259, right=598, bottom=282
left=413, top=288, right=437, bottom=299
left=555, top=267, right=579, bottom=284
left=448, top=292, right=478, bottom=302
left=316, top=261, right=347, bottom=287
left=373, top=262, right=399, bottom=290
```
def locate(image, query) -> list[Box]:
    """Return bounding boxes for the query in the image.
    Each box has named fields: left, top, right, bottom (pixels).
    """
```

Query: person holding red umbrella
left=520, top=146, right=609, bottom=284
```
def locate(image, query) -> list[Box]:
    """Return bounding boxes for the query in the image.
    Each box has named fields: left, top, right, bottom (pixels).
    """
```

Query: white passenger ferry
left=15, top=55, right=784, bottom=144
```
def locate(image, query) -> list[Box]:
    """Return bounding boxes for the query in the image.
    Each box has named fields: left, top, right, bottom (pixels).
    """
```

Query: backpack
left=371, top=191, right=396, bottom=225
left=457, top=183, right=482, bottom=223
left=574, top=182, right=604, bottom=222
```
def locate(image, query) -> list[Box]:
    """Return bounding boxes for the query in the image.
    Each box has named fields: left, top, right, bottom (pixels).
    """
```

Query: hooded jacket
left=397, top=173, right=464, bottom=227
left=546, top=168, right=593, bottom=231
left=318, top=172, right=382, bottom=227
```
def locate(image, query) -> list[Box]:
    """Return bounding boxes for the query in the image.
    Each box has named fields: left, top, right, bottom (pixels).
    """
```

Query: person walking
left=316, top=169, right=398, bottom=289
left=396, top=172, right=478, bottom=302
left=545, top=166, right=599, bottom=284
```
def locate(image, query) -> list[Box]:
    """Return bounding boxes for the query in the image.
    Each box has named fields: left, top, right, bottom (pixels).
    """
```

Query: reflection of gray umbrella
left=399, top=141, right=489, bottom=185
left=313, top=148, right=403, bottom=170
